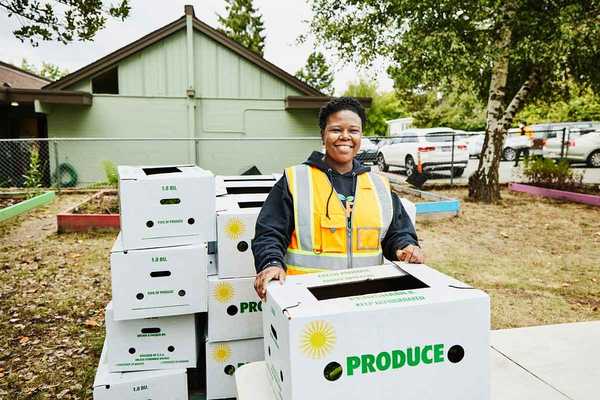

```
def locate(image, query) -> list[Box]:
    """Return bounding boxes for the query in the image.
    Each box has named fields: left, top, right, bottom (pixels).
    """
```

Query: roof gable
left=0, top=60, right=50, bottom=89
left=44, top=11, right=322, bottom=96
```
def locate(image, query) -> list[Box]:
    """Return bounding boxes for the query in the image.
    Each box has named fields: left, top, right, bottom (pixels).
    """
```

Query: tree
left=1, top=0, right=130, bottom=46
left=344, top=79, right=408, bottom=136
left=307, top=1, right=600, bottom=202
left=295, top=51, right=334, bottom=95
left=217, top=0, right=265, bottom=56
left=20, top=58, right=68, bottom=81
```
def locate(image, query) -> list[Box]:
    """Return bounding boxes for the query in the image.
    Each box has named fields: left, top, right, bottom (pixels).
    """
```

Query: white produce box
left=118, top=165, right=215, bottom=250
left=216, top=194, right=266, bottom=278
left=104, top=302, right=197, bottom=372
left=263, top=263, right=490, bottom=400
left=93, top=339, right=188, bottom=400
left=110, top=233, right=208, bottom=320
left=208, top=275, right=263, bottom=341
left=205, top=337, right=264, bottom=400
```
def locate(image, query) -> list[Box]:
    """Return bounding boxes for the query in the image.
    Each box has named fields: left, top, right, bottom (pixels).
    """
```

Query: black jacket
left=252, top=152, right=419, bottom=273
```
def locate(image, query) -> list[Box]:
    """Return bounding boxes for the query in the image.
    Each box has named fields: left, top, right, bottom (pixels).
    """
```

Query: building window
left=92, top=67, right=119, bottom=94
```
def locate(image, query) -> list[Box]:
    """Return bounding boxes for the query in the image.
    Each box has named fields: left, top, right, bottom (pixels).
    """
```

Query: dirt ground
left=71, top=192, right=119, bottom=215
left=1, top=189, right=599, bottom=399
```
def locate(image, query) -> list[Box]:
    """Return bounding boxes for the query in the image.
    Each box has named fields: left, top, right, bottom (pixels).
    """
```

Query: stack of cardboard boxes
left=205, top=175, right=279, bottom=399
left=93, top=166, right=279, bottom=399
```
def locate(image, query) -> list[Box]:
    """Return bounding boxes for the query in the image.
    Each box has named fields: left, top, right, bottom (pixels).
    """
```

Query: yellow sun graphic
left=225, top=217, right=246, bottom=240
left=212, top=344, right=232, bottom=363
left=299, top=320, right=336, bottom=359
left=213, top=282, right=235, bottom=303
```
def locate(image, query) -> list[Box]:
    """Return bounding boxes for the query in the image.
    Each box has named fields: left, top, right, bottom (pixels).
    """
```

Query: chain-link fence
left=1, top=130, right=598, bottom=190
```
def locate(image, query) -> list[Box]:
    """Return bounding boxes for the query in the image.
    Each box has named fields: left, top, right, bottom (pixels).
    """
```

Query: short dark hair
left=318, top=96, right=366, bottom=132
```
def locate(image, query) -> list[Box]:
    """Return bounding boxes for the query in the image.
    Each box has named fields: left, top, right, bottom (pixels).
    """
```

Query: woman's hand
left=396, top=244, right=424, bottom=264
left=254, top=266, right=287, bottom=300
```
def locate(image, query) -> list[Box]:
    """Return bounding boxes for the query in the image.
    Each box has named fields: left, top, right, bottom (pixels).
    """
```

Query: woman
left=252, top=97, right=424, bottom=299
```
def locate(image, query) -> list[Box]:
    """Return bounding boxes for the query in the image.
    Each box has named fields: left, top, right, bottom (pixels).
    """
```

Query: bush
left=23, top=146, right=43, bottom=198
left=522, top=158, right=583, bottom=191
left=102, top=161, right=119, bottom=188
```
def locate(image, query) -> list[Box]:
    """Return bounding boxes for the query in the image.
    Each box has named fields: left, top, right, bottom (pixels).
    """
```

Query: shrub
left=23, top=146, right=43, bottom=197
left=102, top=161, right=119, bottom=188
left=522, top=158, right=583, bottom=191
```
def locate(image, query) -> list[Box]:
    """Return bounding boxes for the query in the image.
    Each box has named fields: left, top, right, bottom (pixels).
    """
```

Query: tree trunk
left=468, top=26, right=512, bottom=203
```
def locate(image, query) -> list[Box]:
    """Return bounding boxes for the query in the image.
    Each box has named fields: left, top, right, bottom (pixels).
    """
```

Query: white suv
left=543, top=130, right=600, bottom=167
left=377, top=128, right=469, bottom=177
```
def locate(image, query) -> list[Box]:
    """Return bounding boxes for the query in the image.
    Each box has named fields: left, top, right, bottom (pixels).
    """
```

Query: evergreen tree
left=217, top=0, right=266, bottom=56
left=295, top=52, right=334, bottom=95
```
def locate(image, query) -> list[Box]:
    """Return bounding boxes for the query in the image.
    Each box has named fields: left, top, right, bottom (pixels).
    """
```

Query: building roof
left=0, top=61, right=50, bottom=89
left=44, top=6, right=323, bottom=97
left=0, top=87, right=92, bottom=106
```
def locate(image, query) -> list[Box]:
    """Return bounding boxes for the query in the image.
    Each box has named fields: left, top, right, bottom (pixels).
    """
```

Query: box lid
left=267, top=263, right=488, bottom=319
left=118, top=165, right=212, bottom=181
left=110, top=231, right=207, bottom=254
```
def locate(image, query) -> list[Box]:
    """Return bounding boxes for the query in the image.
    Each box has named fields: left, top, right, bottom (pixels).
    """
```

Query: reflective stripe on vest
left=284, top=164, right=393, bottom=271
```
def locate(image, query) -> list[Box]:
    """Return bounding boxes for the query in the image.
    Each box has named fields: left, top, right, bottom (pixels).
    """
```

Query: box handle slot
left=141, top=327, right=161, bottom=334
left=226, top=186, right=272, bottom=194
left=270, top=324, right=278, bottom=341
left=150, top=271, right=171, bottom=278
left=143, top=166, right=181, bottom=175
left=160, top=198, right=181, bottom=205
left=238, top=201, right=264, bottom=208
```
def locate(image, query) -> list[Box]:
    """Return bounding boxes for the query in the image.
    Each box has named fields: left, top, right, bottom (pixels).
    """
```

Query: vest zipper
left=347, top=172, right=357, bottom=269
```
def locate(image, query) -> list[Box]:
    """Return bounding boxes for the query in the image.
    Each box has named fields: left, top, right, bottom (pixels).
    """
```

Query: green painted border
left=0, top=191, right=56, bottom=223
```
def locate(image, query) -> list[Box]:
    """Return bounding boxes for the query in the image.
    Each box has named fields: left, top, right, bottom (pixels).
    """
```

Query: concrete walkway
left=234, top=321, right=599, bottom=400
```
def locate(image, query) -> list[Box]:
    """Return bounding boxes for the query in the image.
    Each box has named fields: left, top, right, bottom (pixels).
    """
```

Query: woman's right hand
left=254, top=266, right=286, bottom=300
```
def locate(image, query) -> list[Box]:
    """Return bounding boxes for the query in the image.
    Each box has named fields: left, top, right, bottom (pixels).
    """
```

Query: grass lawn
left=1, top=188, right=599, bottom=399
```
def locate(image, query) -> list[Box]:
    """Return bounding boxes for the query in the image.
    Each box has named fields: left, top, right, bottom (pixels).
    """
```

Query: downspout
left=184, top=5, right=198, bottom=165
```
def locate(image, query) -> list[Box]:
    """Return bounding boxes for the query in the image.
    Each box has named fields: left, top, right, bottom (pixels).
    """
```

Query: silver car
left=543, top=130, right=600, bottom=167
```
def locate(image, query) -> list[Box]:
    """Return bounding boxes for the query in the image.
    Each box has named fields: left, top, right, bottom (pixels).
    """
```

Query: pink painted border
left=509, top=183, right=600, bottom=207
left=57, top=190, right=120, bottom=233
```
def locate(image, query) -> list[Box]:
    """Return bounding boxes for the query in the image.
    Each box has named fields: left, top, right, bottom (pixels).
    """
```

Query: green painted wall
left=48, top=26, right=319, bottom=185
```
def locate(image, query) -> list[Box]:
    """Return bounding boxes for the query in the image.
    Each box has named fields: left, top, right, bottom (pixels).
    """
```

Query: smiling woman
left=252, top=97, right=424, bottom=299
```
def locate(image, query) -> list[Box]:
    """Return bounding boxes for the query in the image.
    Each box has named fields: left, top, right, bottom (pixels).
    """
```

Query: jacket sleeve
left=251, top=175, right=294, bottom=273
left=381, top=192, right=420, bottom=261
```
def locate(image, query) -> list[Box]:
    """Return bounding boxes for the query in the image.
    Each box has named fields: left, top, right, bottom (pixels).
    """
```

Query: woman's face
left=322, top=110, right=362, bottom=165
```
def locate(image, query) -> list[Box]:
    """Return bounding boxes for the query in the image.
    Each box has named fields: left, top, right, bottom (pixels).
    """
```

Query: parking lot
left=376, top=159, right=600, bottom=185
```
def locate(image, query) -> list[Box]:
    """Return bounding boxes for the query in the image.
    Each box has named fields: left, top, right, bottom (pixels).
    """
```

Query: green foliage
left=23, top=146, right=43, bottom=197
left=20, top=58, right=69, bottom=81
left=308, top=1, right=600, bottom=103
left=411, top=86, right=486, bottom=131
left=217, top=0, right=266, bottom=56
left=102, top=161, right=118, bottom=188
left=344, top=79, right=408, bottom=136
left=518, top=82, right=600, bottom=124
left=295, top=52, right=334, bottom=95
left=2, top=0, right=130, bottom=45
left=522, top=158, right=583, bottom=192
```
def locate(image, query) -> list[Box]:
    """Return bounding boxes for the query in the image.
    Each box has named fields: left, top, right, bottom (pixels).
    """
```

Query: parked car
left=543, top=130, right=600, bottom=167
left=467, top=133, right=530, bottom=161
left=377, top=128, right=469, bottom=177
left=355, top=137, right=379, bottom=164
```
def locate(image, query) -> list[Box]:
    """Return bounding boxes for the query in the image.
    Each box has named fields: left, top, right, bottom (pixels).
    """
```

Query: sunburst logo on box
left=213, top=282, right=235, bottom=303
left=225, top=217, right=246, bottom=240
left=300, top=320, right=336, bottom=359
left=212, top=344, right=232, bottom=363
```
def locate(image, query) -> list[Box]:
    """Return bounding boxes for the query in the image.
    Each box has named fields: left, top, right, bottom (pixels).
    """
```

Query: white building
left=387, top=117, right=413, bottom=135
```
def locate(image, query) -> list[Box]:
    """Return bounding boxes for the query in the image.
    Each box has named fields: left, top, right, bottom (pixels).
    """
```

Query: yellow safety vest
left=284, top=165, right=393, bottom=274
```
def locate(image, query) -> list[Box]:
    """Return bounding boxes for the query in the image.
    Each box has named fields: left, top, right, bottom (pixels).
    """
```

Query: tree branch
left=499, top=69, right=540, bottom=129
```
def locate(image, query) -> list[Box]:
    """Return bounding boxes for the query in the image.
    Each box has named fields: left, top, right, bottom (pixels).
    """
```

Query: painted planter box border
left=389, top=181, right=461, bottom=216
left=0, top=191, right=56, bottom=223
left=57, top=190, right=120, bottom=233
left=509, top=183, right=600, bottom=207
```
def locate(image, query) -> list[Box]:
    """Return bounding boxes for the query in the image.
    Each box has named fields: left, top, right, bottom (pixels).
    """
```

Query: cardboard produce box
left=263, top=263, right=490, bottom=400
left=104, top=302, right=197, bottom=372
left=208, top=276, right=263, bottom=341
left=118, top=165, right=215, bottom=250
left=205, top=337, right=264, bottom=400
left=216, top=193, right=266, bottom=278
left=93, top=339, right=188, bottom=400
left=110, top=234, right=208, bottom=320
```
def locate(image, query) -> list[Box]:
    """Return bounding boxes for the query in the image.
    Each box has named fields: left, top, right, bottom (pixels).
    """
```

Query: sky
left=0, top=0, right=394, bottom=94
